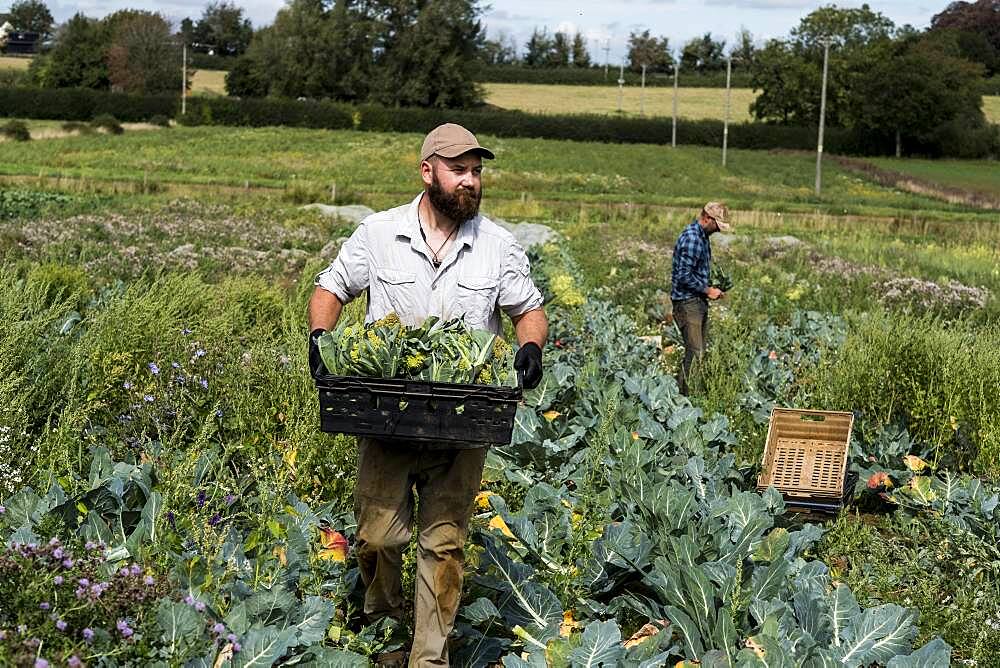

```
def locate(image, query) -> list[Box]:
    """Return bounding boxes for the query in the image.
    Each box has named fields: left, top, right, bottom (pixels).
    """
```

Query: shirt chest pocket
left=376, top=269, right=417, bottom=316
left=455, top=275, right=499, bottom=327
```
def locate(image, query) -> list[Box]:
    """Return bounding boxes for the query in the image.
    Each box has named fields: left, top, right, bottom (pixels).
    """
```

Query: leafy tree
left=750, top=5, right=898, bottom=126
left=931, top=0, right=1000, bottom=59
left=106, top=11, right=185, bottom=95
left=370, top=0, right=483, bottom=107
left=681, top=33, right=726, bottom=72
left=7, top=0, right=53, bottom=38
left=524, top=27, right=554, bottom=67
left=571, top=33, right=590, bottom=67
left=626, top=29, right=671, bottom=73
left=850, top=35, right=986, bottom=155
left=179, top=17, right=195, bottom=45
left=790, top=3, right=894, bottom=51
left=28, top=13, right=108, bottom=88
left=224, top=51, right=267, bottom=96
left=551, top=32, right=571, bottom=67
left=192, top=1, right=253, bottom=56
left=731, top=27, right=756, bottom=69
left=480, top=29, right=518, bottom=65
left=749, top=39, right=817, bottom=124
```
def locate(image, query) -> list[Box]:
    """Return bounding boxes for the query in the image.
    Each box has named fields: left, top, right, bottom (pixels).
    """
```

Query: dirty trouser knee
left=354, top=439, right=416, bottom=622
left=353, top=439, right=487, bottom=668
left=673, top=297, right=709, bottom=395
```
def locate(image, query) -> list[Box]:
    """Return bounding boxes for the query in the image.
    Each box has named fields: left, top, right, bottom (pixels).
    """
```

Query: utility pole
left=603, top=39, right=611, bottom=80
left=617, top=58, right=625, bottom=114
left=640, top=64, right=647, bottom=116
left=672, top=58, right=679, bottom=147
left=181, top=41, right=187, bottom=116
left=815, top=40, right=830, bottom=196
left=722, top=57, right=732, bottom=167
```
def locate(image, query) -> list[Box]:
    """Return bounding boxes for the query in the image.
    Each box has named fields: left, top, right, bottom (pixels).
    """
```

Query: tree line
left=1, top=0, right=998, bottom=153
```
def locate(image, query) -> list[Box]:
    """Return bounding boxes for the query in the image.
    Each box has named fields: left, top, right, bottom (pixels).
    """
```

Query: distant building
left=1, top=26, right=40, bottom=55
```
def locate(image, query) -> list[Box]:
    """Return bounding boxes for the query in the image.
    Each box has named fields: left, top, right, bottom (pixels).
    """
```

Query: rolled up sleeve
left=498, top=240, right=544, bottom=317
left=314, top=222, right=370, bottom=304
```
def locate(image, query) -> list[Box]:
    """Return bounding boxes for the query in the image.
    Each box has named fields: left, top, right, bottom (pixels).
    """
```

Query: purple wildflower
left=171, top=362, right=180, bottom=369
left=68, top=657, right=82, bottom=668
left=195, top=349, right=206, bottom=358
left=200, top=378, right=209, bottom=389
left=224, top=494, right=236, bottom=506
left=0, top=505, right=5, bottom=514
left=226, top=633, right=238, bottom=643
left=56, top=620, right=67, bottom=631
left=209, top=513, right=221, bottom=527
left=148, top=362, right=160, bottom=375
left=130, top=563, right=142, bottom=576
left=52, top=547, right=63, bottom=559
left=233, top=642, right=242, bottom=652
left=215, top=408, right=223, bottom=418
left=144, top=575, right=155, bottom=586
left=184, top=594, right=195, bottom=606
left=123, top=380, right=132, bottom=389
left=116, top=619, right=133, bottom=638
left=120, top=567, right=130, bottom=577
left=48, top=537, right=60, bottom=546
left=195, top=601, right=206, bottom=612
left=78, top=578, right=90, bottom=587
left=82, top=628, right=94, bottom=642
left=53, top=575, right=63, bottom=585
left=143, top=394, right=155, bottom=403
left=212, top=623, right=225, bottom=635
left=167, top=511, right=176, bottom=528
left=39, top=602, right=50, bottom=610
left=34, top=658, right=49, bottom=668
left=61, top=558, right=73, bottom=569
left=17, top=624, right=26, bottom=634
left=84, top=541, right=96, bottom=550
left=182, top=328, right=192, bottom=335
left=196, top=490, right=206, bottom=508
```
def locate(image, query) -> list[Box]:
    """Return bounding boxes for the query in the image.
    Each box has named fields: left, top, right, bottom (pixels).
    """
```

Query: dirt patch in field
left=832, top=156, right=1000, bottom=210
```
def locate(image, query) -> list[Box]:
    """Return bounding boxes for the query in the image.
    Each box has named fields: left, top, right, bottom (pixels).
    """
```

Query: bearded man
left=307, top=123, right=548, bottom=667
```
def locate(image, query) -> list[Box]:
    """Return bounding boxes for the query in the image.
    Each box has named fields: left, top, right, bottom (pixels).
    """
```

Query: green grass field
left=867, top=157, right=1000, bottom=198
left=3, top=125, right=994, bottom=220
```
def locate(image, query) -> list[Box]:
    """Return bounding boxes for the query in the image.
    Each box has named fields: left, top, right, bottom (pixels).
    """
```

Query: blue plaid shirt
left=670, top=220, right=711, bottom=301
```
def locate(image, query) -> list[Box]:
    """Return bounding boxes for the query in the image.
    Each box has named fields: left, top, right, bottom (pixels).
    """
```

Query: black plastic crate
left=315, top=375, right=522, bottom=446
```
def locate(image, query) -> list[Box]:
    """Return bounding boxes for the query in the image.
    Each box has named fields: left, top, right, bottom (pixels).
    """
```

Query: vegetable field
left=1, top=127, right=999, bottom=667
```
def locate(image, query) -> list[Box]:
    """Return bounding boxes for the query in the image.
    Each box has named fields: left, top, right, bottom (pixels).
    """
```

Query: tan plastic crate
left=757, top=408, right=854, bottom=501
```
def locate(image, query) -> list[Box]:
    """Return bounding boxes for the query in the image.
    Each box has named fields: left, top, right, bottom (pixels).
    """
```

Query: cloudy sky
left=41, top=0, right=940, bottom=62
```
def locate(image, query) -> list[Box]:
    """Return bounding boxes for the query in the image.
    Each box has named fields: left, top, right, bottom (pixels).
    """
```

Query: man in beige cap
left=307, top=123, right=548, bottom=666
left=670, top=202, right=731, bottom=395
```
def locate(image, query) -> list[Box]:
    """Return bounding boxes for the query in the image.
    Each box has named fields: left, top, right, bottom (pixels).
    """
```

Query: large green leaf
left=665, top=605, right=705, bottom=660
left=156, top=598, right=201, bottom=658
left=232, top=625, right=297, bottom=668
left=885, top=638, right=951, bottom=667
left=292, top=596, right=334, bottom=645
left=838, top=604, right=918, bottom=666
left=826, top=584, right=860, bottom=648
left=569, top=620, right=625, bottom=668
left=299, top=647, right=370, bottom=667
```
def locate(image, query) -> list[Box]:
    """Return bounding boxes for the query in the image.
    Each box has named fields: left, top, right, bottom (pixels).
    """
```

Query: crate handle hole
left=799, top=414, right=826, bottom=422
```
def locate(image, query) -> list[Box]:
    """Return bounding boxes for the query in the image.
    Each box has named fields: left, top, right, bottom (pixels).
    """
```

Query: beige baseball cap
left=703, top=202, right=731, bottom=232
left=420, top=123, right=495, bottom=162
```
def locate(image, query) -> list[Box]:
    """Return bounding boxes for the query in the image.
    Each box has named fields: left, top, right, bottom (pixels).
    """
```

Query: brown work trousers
left=354, top=438, right=487, bottom=667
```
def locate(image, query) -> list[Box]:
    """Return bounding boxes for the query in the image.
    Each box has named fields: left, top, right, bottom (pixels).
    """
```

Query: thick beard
left=427, top=173, right=482, bottom=224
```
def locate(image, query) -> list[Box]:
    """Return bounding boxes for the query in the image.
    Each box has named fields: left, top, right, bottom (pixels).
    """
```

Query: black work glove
left=309, top=328, right=327, bottom=378
left=514, top=342, right=543, bottom=390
